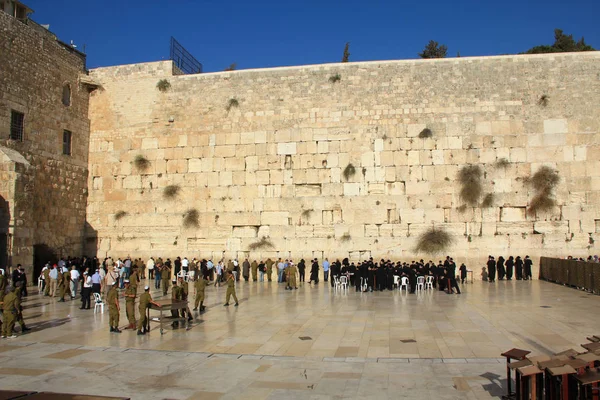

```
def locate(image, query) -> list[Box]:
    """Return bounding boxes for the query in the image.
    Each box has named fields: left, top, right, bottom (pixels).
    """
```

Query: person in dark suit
left=487, top=256, right=496, bottom=282
left=524, top=256, right=533, bottom=280
left=505, top=256, right=514, bottom=280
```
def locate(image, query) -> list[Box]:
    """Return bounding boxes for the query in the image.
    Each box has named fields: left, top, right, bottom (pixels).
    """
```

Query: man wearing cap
left=161, top=262, right=172, bottom=296
left=129, top=267, right=140, bottom=292
left=1, top=285, right=19, bottom=338
left=80, top=271, right=92, bottom=310
left=223, top=271, right=238, bottom=307
left=137, top=286, right=159, bottom=335
left=194, top=273, right=209, bottom=311
left=107, top=281, right=121, bottom=333
left=123, top=280, right=137, bottom=329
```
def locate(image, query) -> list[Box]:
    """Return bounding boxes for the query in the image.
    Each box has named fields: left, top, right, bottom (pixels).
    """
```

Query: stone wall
left=87, top=54, right=600, bottom=272
left=0, top=11, right=91, bottom=277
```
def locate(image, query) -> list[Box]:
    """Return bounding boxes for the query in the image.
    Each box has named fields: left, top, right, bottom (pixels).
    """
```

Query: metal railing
left=169, top=37, right=202, bottom=75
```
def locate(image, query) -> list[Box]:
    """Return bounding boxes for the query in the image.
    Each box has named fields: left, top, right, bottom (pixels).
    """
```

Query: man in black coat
left=505, top=256, right=514, bottom=280
left=487, top=256, right=496, bottom=282
left=524, top=256, right=533, bottom=280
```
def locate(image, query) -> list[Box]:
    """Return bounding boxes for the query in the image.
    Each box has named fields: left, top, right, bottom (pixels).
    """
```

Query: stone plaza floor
left=0, top=277, right=598, bottom=399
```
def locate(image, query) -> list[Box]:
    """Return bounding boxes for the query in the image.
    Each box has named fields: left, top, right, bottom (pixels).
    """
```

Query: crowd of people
left=0, top=252, right=547, bottom=338
left=481, top=255, right=534, bottom=282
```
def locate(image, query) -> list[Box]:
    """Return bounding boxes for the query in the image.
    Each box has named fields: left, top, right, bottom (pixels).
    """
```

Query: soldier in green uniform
left=170, top=278, right=182, bottom=327
left=251, top=260, right=258, bottom=281
left=0, top=271, right=6, bottom=303
left=137, top=286, right=159, bottom=335
left=178, top=277, right=193, bottom=322
left=193, top=274, right=209, bottom=311
left=266, top=258, right=274, bottom=282
left=161, top=263, right=171, bottom=296
left=14, top=282, right=30, bottom=333
left=129, top=267, right=139, bottom=292
left=107, top=281, right=121, bottom=333
left=123, top=280, right=137, bottom=330
left=286, top=263, right=298, bottom=290
left=58, top=267, right=70, bottom=302
left=223, top=271, right=238, bottom=307
left=43, top=267, right=51, bottom=296
left=1, top=286, right=19, bottom=338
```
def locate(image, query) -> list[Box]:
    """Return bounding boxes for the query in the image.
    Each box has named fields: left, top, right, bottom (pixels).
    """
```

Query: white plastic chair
left=340, top=276, right=348, bottom=292
left=38, top=277, right=44, bottom=290
left=177, top=270, right=188, bottom=282
left=425, top=276, right=434, bottom=290
left=333, top=276, right=341, bottom=291
left=188, top=270, right=195, bottom=281
left=399, top=277, right=409, bottom=293
left=360, top=277, right=368, bottom=292
left=416, top=276, right=425, bottom=291
left=393, top=275, right=400, bottom=288
left=93, top=292, right=105, bottom=314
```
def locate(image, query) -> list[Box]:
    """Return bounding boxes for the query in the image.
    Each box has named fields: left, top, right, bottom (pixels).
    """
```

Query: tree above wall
left=523, top=29, right=595, bottom=54
left=418, top=40, right=447, bottom=58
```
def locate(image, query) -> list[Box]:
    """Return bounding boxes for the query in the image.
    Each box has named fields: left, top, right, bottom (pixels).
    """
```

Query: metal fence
left=540, top=257, right=600, bottom=294
left=169, top=37, right=202, bottom=75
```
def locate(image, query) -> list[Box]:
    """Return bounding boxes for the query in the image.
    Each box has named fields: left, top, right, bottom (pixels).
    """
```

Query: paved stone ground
left=0, top=278, right=597, bottom=399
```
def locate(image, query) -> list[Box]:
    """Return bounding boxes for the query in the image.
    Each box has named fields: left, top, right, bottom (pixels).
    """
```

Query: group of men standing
left=484, top=255, right=533, bottom=282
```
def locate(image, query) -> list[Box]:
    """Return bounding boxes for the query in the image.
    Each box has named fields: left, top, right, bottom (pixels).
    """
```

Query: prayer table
left=582, top=342, right=600, bottom=352
left=147, top=299, right=189, bottom=335
left=546, top=364, right=576, bottom=400
left=576, top=353, right=600, bottom=369
left=502, top=348, right=531, bottom=399
left=516, top=365, right=543, bottom=400
left=566, top=358, right=589, bottom=374
left=575, top=370, right=600, bottom=400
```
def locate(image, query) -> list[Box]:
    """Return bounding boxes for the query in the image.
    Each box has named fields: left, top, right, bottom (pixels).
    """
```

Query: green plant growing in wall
left=527, top=166, right=559, bottom=216
left=340, top=232, right=351, bottom=242
left=183, top=208, right=199, bottom=228
left=481, top=193, right=494, bottom=208
left=343, top=163, right=356, bottom=181
left=538, top=94, right=549, bottom=107
left=458, top=165, right=483, bottom=206
left=133, top=154, right=151, bottom=172
left=301, top=209, right=313, bottom=219
left=415, top=227, right=453, bottom=254
left=114, top=210, right=128, bottom=221
left=418, top=128, right=433, bottom=139
left=329, top=74, right=341, bottom=83
left=226, top=98, right=239, bottom=112
left=163, top=184, right=180, bottom=199
left=156, top=79, right=171, bottom=92
left=494, top=158, right=510, bottom=169
left=248, top=236, right=274, bottom=250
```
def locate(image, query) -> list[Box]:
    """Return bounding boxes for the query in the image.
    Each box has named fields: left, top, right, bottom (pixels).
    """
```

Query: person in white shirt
left=146, top=257, right=155, bottom=280
left=40, top=262, right=50, bottom=292
left=215, top=261, right=223, bottom=286
left=182, top=257, right=189, bottom=272
left=80, top=272, right=93, bottom=310
left=70, top=266, right=80, bottom=299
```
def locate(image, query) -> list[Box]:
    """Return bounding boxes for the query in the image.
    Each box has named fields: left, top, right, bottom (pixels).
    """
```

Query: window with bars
left=63, top=130, right=72, bottom=155
left=10, top=110, right=24, bottom=141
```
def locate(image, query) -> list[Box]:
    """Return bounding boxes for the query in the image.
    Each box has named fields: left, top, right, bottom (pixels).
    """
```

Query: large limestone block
left=343, top=183, right=361, bottom=196
left=543, top=119, right=568, bottom=134
left=261, top=211, right=289, bottom=225
left=277, top=142, right=297, bottom=155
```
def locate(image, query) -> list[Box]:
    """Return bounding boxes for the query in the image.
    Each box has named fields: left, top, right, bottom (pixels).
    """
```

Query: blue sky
left=26, top=0, right=600, bottom=71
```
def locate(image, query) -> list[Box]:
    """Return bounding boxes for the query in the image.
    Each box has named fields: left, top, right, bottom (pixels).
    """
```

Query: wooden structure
left=146, top=298, right=189, bottom=334
left=539, top=257, right=600, bottom=294
left=502, top=336, right=600, bottom=399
